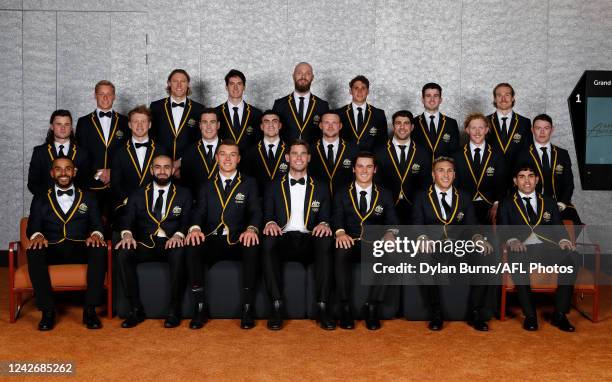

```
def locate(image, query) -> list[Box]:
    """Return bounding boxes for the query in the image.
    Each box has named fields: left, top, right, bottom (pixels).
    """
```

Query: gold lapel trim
left=196, top=140, right=218, bottom=178
left=258, top=141, right=286, bottom=179
left=348, top=183, right=380, bottom=222
left=490, top=113, right=519, bottom=154
left=288, top=95, right=317, bottom=135
left=344, top=104, right=373, bottom=143
left=221, top=103, right=252, bottom=144
left=427, top=185, right=459, bottom=225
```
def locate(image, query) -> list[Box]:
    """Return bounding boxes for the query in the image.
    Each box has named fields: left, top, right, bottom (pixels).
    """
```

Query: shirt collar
left=497, top=110, right=513, bottom=120
left=293, top=91, right=311, bottom=100
left=153, top=182, right=171, bottom=193
left=518, top=190, right=536, bottom=200
left=434, top=184, right=453, bottom=197
left=352, top=102, right=367, bottom=111
left=289, top=173, right=307, bottom=182
left=469, top=141, right=486, bottom=152
left=54, top=141, right=70, bottom=151
left=170, top=96, right=186, bottom=104
left=534, top=141, right=551, bottom=152
left=219, top=171, right=238, bottom=184
left=202, top=138, right=218, bottom=146
left=132, top=137, right=149, bottom=145
left=96, top=107, right=113, bottom=115
left=263, top=137, right=280, bottom=147
left=392, top=137, right=411, bottom=148
left=322, top=137, right=339, bottom=147
left=355, top=182, right=372, bottom=195
left=424, top=111, right=439, bottom=120
left=55, top=184, right=75, bottom=195
left=227, top=99, right=244, bottom=109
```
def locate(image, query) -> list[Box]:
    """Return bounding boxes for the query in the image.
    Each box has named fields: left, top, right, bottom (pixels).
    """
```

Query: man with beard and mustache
left=26, top=157, right=107, bottom=330
left=272, top=62, right=329, bottom=143
left=115, top=155, right=192, bottom=329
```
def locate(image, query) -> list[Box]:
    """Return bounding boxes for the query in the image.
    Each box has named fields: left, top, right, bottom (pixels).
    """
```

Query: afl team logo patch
left=116, top=130, right=124, bottom=138
left=442, top=133, right=451, bottom=143
left=188, top=118, right=196, bottom=127
left=311, top=200, right=320, bottom=212
left=279, top=163, right=288, bottom=172
left=78, top=203, right=88, bottom=214
left=412, top=163, right=420, bottom=173
left=486, top=167, right=495, bottom=176
left=555, top=164, right=564, bottom=174
left=369, top=127, right=378, bottom=136
left=246, top=126, right=254, bottom=134
left=235, top=193, right=246, bottom=203
left=342, top=158, right=352, bottom=168
left=313, top=115, right=320, bottom=125
left=374, top=205, right=384, bottom=215
left=513, top=133, right=522, bottom=143
left=543, top=211, right=551, bottom=222
left=172, top=206, right=182, bottom=215
left=456, top=212, right=464, bottom=221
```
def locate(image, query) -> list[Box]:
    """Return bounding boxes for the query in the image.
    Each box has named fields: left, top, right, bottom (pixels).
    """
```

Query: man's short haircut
left=218, top=138, right=240, bottom=154
left=432, top=156, right=455, bottom=169
left=349, top=75, right=370, bottom=89
left=95, top=80, right=115, bottom=94
left=50, top=109, right=72, bottom=124
left=492, top=82, right=515, bottom=108
left=512, top=162, right=538, bottom=178
left=224, top=69, right=246, bottom=85
left=200, top=107, right=220, bottom=120
left=320, top=110, right=341, bottom=121
left=532, top=113, right=553, bottom=126
left=463, top=113, right=490, bottom=130
left=166, top=68, right=192, bottom=96
left=51, top=157, right=74, bottom=167
left=152, top=154, right=173, bottom=164
left=261, top=109, right=281, bottom=123
left=288, top=139, right=310, bottom=154
left=353, top=151, right=377, bottom=168
left=128, top=105, right=151, bottom=122
left=392, top=110, right=414, bottom=125
left=422, top=82, right=442, bottom=97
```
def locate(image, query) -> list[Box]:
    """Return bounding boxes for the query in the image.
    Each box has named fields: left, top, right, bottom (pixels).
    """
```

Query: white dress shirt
left=55, top=185, right=76, bottom=214
left=152, top=183, right=171, bottom=218
left=469, top=141, right=486, bottom=201
left=227, top=100, right=244, bottom=126
left=534, top=141, right=552, bottom=167
left=434, top=185, right=453, bottom=220
left=96, top=108, right=113, bottom=143
left=54, top=141, right=70, bottom=156
left=424, top=111, right=439, bottom=133
left=202, top=138, right=218, bottom=158
left=283, top=174, right=309, bottom=233
left=321, top=138, right=339, bottom=163
left=355, top=183, right=372, bottom=212
left=517, top=190, right=542, bottom=245
left=132, top=138, right=149, bottom=170
left=293, top=91, right=311, bottom=116
left=352, top=102, right=367, bottom=128
left=170, top=97, right=186, bottom=132
left=218, top=171, right=237, bottom=235
left=497, top=110, right=514, bottom=133
left=263, top=137, right=280, bottom=157
left=392, top=137, right=411, bottom=163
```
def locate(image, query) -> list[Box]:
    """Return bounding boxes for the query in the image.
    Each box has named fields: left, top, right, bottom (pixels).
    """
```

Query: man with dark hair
left=486, top=83, right=532, bottom=165
left=216, top=69, right=263, bottom=153
left=184, top=139, right=262, bottom=330
left=115, top=154, right=192, bottom=329
left=515, top=114, right=582, bottom=226
left=309, top=111, right=358, bottom=194
left=332, top=152, right=398, bottom=330
left=262, top=139, right=334, bottom=330
left=497, top=164, right=578, bottom=332
left=273, top=62, right=330, bottom=143
left=412, top=83, right=460, bottom=161
left=374, top=110, right=431, bottom=223
left=243, top=110, right=290, bottom=195
left=150, top=69, right=205, bottom=177
left=337, top=75, right=388, bottom=152
left=28, top=110, right=91, bottom=196
left=26, top=157, right=107, bottom=330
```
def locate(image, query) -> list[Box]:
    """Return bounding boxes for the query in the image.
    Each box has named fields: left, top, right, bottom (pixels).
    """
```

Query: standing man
left=273, top=62, right=329, bottom=143
left=216, top=69, right=263, bottom=154
left=337, top=75, right=388, bottom=152
left=262, top=140, right=334, bottom=331
left=332, top=153, right=399, bottom=330
left=374, top=110, right=431, bottom=223
left=26, top=157, right=107, bottom=330
left=28, top=110, right=91, bottom=196
left=184, top=140, right=262, bottom=330
left=150, top=69, right=205, bottom=177
left=412, top=83, right=460, bottom=161
left=115, top=155, right=192, bottom=329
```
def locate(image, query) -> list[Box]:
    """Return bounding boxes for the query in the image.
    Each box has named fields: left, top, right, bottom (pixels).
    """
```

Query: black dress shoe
left=364, top=302, right=381, bottom=331
left=164, top=312, right=181, bottom=328
left=467, top=310, right=488, bottom=332
left=241, top=303, right=256, bottom=329
left=339, top=303, right=354, bottom=330
left=38, top=309, right=56, bottom=331
left=267, top=300, right=284, bottom=330
left=428, top=315, right=444, bottom=331
left=189, top=302, right=208, bottom=330
left=317, top=301, right=336, bottom=330
left=121, top=307, right=145, bottom=328
left=551, top=311, right=575, bottom=332
left=523, top=315, right=539, bottom=331
left=83, top=306, right=102, bottom=329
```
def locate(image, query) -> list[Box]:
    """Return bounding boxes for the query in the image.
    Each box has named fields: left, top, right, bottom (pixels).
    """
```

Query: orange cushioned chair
left=8, top=217, right=113, bottom=322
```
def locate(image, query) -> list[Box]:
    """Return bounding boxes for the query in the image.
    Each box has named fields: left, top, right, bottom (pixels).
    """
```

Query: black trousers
left=508, top=244, right=578, bottom=317
left=115, top=238, right=185, bottom=313
left=185, top=235, right=260, bottom=305
left=262, top=232, right=332, bottom=302
left=335, top=242, right=387, bottom=304
left=27, top=241, right=106, bottom=310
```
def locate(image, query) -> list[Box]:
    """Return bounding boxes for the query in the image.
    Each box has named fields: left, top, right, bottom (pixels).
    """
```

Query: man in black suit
left=497, top=164, right=578, bottom=332
left=243, top=110, right=289, bottom=195
left=115, top=155, right=192, bottom=329
left=516, top=114, right=582, bottom=226
left=272, top=62, right=329, bottom=143
left=337, top=75, right=388, bottom=152
left=28, top=109, right=91, bottom=196
left=452, top=113, right=507, bottom=225
left=333, top=152, right=399, bottom=330
left=216, top=69, right=263, bottom=154
left=486, top=83, right=532, bottom=165
left=26, top=157, right=107, bottom=331
left=412, top=83, right=460, bottom=161
left=180, top=108, right=222, bottom=195
left=111, top=105, right=168, bottom=215
left=309, top=111, right=358, bottom=194
left=184, top=140, right=262, bottom=330
left=150, top=69, right=205, bottom=176
left=374, top=110, right=431, bottom=223
left=262, top=140, right=334, bottom=330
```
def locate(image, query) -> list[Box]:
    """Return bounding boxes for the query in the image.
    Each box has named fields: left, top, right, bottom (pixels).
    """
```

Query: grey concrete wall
left=1, top=0, right=611, bottom=247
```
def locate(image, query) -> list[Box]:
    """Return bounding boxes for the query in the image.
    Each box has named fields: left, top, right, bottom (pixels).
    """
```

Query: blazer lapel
left=303, top=177, right=314, bottom=226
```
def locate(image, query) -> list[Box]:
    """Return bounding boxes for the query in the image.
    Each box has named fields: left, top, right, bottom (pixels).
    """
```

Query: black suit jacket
left=337, top=103, right=388, bottom=152
left=243, top=140, right=289, bottom=195
left=150, top=97, right=205, bottom=161
left=75, top=110, right=129, bottom=191
left=263, top=175, right=331, bottom=231
left=216, top=102, right=263, bottom=154
left=180, top=138, right=221, bottom=195
left=120, top=182, right=192, bottom=248
left=332, top=183, right=398, bottom=239
left=110, top=139, right=168, bottom=210
left=452, top=143, right=507, bottom=206
left=411, top=185, right=478, bottom=226
left=27, top=142, right=91, bottom=196
left=272, top=93, right=329, bottom=143
left=309, top=139, right=359, bottom=194
left=412, top=113, right=460, bottom=160
left=486, top=112, right=532, bottom=164
left=27, top=187, right=103, bottom=243
left=190, top=172, right=262, bottom=244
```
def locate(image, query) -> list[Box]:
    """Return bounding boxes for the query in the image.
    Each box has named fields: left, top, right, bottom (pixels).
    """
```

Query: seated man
left=262, top=140, right=334, bottom=330
left=332, top=152, right=398, bottom=330
left=185, top=139, right=262, bottom=330
left=115, top=154, right=192, bottom=329
left=26, top=157, right=106, bottom=330
left=497, top=163, right=578, bottom=332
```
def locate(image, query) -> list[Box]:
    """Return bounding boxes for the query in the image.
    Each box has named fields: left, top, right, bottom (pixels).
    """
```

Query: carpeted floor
left=1, top=267, right=610, bottom=381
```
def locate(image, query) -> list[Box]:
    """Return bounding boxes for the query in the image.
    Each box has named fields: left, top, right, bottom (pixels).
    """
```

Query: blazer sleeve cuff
left=173, top=232, right=185, bottom=239
left=335, top=229, right=346, bottom=236
left=246, top=225, right=259, bottom=234
left=91, top=231, right=104, bottom=240
left=188, top=225, right=201, bottom=233
left=559, top=238, right=572, bottom=246
left=29, top=232, right=44, bottom=241
left=120, top=230, right=133, bottom=239
left=264, top=221, right=278, bottom=228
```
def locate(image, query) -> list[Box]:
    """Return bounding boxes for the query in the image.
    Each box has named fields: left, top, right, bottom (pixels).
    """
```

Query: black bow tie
left=172, top=101, right=185, bottom=108
left=134, top=141, right=150, bottom=148
left=57, top=189, right=74, bottom=197
left=290, top=178, right=305, bottom=186
left=98, top=111, right=112, bottom=118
